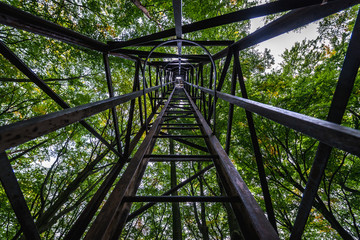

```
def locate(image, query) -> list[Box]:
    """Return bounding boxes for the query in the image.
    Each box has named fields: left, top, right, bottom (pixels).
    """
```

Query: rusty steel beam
left=0, top=84, right=170, bottom=152
left=64, top=105, right=160, bottom=240
left=0, top=152, right=41, bottom=240
left=183, top=87, right=279, bottom=239
left=234, top=51, right=277, bottom=232
left=0, top=40, right=122, bottom=157
left=123, top=196, right=237, bottom=202
left=108, top=0, right=332, bottom=50
left=108, top=40, right=233, bottom=47
left=186, top=82, right=360, bottom=157
left=290, top=9, right=360, bottom=240
left=0, top=2, right=107, bottom=51
left=103, top=53, right=123, bottom=153
left=84, top=89, right=176, bottom=240
left=212, top=0, right=360, bottom=61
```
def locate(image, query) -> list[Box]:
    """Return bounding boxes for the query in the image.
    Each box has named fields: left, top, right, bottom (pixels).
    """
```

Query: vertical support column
left=207, top=51, right=232, bottom=120
left=191, top=67, right=195, bottom=98
left=84, top=89, right=176, bottom=240
left=103, top=53, right=123, bottom=153
left=155, top=66, right=159, bottom=107
left=234, top=51, right=277, bottom=232
left=148, top=66, right=155, bottom=112
left=225, top=60, right=237, bottom=154
left=124, top=60, right=140, bottom=157
left=207, top=65, right=214, bottom=125
left=195, top=68, right=200, bottom=108
left=137, top=63, right=144, bottom=127
left=200, top=65, right=207, bottom=119
left=170, top=139, right=182, bottom=240
left=0, top=152, right=41, bottom=240
left=141, top=62, right=148, bottom=133
left=290, top=9, right=360, bottom=240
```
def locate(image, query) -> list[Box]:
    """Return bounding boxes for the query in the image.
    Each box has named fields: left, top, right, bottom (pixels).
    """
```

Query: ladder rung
left=154, top=135, right=207, bottom=138
left=148, top=158, right=212, bottom=162
left=161, top=127, right=199, bottom=130
left=163, top=115, right=196, bottom=118
left=165, top=111, right=194, bottom=113
left=123, top=196, right=238, bottom=202
left=160, top=123, right=201, bottom=126
left=145, top=154, right=217, bottom=159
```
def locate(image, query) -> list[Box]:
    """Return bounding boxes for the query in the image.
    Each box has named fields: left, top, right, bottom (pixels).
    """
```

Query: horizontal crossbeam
left=213, top=0, right=360, bottom=61
left=0, top=83, right=172, bottom=152
left=123, top=196, right=238, bottom=202
left=108, top=40, right=234, bottom=47
left=186, top=82, right=360, bottom=156
left=108, top=0, right=332, bottom=49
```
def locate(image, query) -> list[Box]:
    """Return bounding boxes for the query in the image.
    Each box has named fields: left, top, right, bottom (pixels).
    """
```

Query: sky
left=249, top=17, right=320, bottom=68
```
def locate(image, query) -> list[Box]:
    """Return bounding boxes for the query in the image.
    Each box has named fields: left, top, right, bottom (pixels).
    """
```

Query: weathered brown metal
left=0, top=40, right=121, bottom=157
left=290, top=9, right=360, bottom=240
left=1, top=0, right=359, bottom=238
left=103, top=53, right=123, bottom=153
left=84, top=89, right=176, bottom=239
left=0, top=152, right=41, bottom=240
left=0, top=84, right=168, bottom=152
left=64, top=106, right=160, bottom=240
left=233, top=51, right=277, bottom=232
left=183, top=87, right=279, bottom=239
left=212, top=0, right=360, bottom=61
left=185, top=82, right=360, bottom=157
left=127, top=164, right=214, bottom=222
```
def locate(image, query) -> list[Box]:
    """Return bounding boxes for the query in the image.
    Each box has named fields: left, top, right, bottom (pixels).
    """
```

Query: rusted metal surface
left=184, top=87, right=279, bottom=239
left=0, top=84, right=168, bottom=152
left=0, top=152, right=41, bottom=240
left=64, top=107, right=160, bottom=240
left=84, top=89, right=176, bottom=239
left=186, top=82, right=360, bottom=157
left=0, top=40, right=122, bottom=157
left=233, top=51, right=277, bottom=232
left=212, top=0, right=360, bottom=61
left=103, top=53, right=123, bottom=153
left=290, top=9, right=360, bottom=240
left=107, top=0, right=333, bottom=50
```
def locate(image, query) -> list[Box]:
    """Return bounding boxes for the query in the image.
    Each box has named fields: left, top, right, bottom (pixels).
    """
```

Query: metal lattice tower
left=0, top=0, right=360, bottom=239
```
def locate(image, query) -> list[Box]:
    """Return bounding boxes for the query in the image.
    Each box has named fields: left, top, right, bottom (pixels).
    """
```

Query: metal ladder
left=84, top=84, right=278, bottom=240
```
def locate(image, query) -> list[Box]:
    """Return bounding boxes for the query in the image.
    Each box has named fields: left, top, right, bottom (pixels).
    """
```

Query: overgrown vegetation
left=0, top=0, right=359, bottom=239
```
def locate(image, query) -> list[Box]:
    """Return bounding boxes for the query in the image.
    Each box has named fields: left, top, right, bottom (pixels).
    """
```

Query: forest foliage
left=0, top=0, right=359, bottom=239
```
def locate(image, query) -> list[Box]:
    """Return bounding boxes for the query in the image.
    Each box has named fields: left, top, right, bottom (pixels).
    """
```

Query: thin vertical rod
left=234, top=51, right=277, bottom=232
left=103, top=53, right=122, bottom=153
left=290, top=9, right=360, bottom=240
left=225, top=61, right=237, bottom=154
left=124, top=61, right=140, bottom=157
